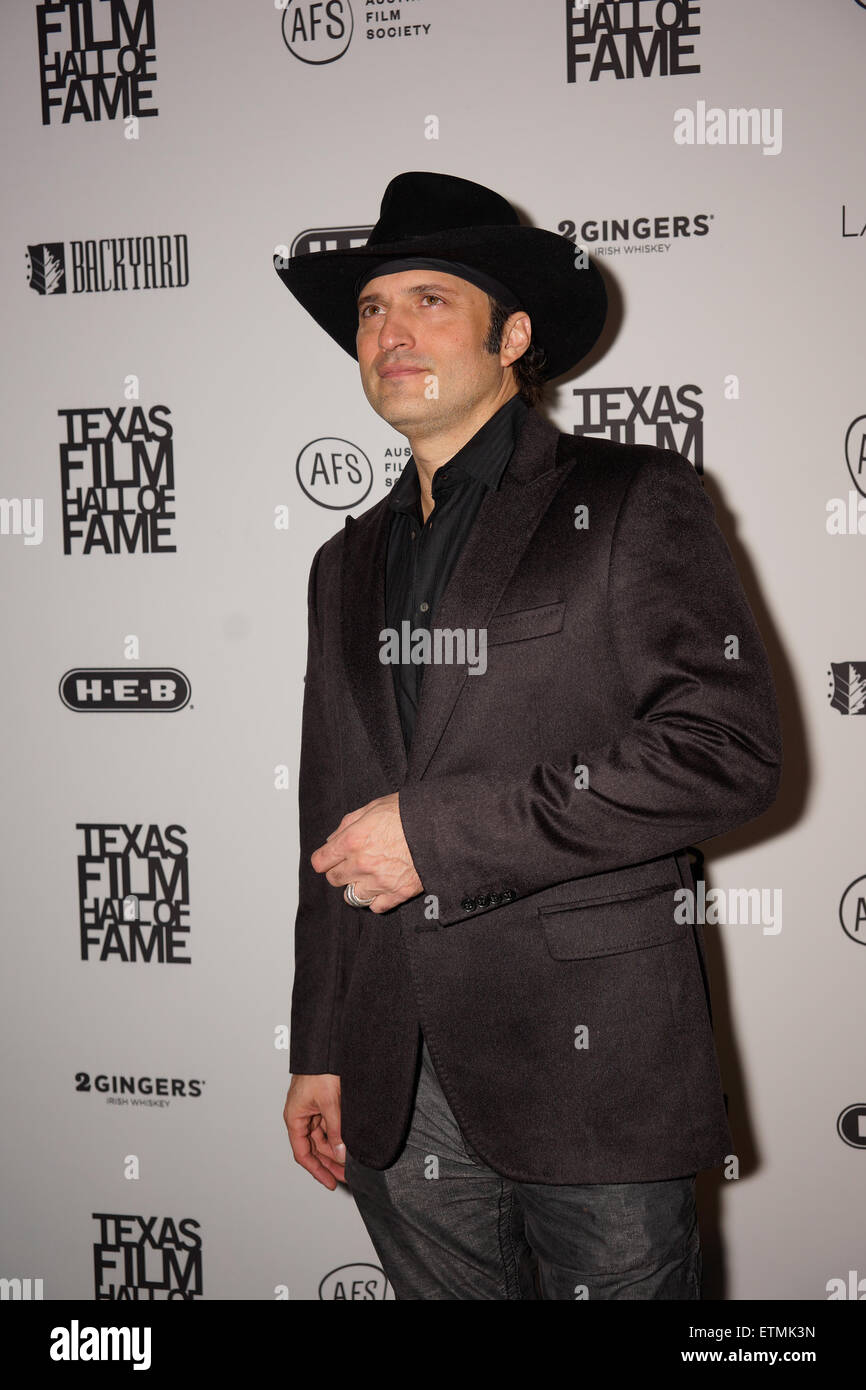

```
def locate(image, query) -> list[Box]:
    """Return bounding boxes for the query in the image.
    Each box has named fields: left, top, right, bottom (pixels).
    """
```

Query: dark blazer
left=291, top=406, right=782, bottom=1184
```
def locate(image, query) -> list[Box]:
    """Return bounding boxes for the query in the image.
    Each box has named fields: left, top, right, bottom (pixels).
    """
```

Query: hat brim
left=274, top=224, right=607, bottom=382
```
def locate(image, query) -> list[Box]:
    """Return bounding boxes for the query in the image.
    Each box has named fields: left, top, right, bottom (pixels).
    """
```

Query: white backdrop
left=1, top=0, right=864, bottom=1301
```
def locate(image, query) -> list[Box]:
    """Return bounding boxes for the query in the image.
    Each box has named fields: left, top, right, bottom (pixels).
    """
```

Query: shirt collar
left=387, top=393, right=530, bottom=518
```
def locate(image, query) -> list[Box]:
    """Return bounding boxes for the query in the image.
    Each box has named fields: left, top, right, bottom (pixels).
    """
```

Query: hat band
left=354, top=257, right=521, bottom=310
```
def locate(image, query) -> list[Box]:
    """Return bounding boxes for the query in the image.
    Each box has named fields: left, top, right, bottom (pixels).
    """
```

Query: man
left=274, top=171, right=782, bottom=1300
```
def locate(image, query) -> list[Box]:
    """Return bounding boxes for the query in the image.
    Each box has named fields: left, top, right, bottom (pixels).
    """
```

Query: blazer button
left=461, top=897, right=477, bottom=912
left=476, top=893, right=491, bottom=908
left=503, top=888, right=516, bottom=901
left=489, top=891, right=502, bottom=905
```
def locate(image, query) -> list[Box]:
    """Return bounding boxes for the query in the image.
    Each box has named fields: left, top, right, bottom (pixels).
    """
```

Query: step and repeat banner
left=1, top=0, right=863, bottom=1303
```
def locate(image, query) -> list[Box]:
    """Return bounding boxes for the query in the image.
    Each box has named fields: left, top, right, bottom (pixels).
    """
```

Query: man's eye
left=360, top=304, right=381, bottom=317
left=421, top=294, right=443, bottom=306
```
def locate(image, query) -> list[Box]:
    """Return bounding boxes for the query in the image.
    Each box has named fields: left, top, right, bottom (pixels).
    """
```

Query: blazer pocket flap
left=538, top=880, right=685, bottom=960
left=485, top=600, right=565, bottom=647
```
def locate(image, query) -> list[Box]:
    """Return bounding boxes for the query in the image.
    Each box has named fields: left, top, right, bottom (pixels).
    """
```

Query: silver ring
left=345, top=881, right=376, bottom=908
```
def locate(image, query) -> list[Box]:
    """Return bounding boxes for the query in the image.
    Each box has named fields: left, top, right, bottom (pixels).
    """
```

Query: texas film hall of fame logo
left=37, top=0, right=158, bottom=126
left=77, top=823, right=190, bottom=964
left=60, top=405, right=176, bottom=556
left=93, top=1214, right=202, bottom=1299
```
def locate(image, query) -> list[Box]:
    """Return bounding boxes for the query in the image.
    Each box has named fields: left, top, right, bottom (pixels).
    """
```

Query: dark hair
left=484, top=295, right=548, bottom=408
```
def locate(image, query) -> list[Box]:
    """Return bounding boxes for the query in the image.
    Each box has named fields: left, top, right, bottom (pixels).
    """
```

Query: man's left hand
left=311, top=792, right=423, bottom=914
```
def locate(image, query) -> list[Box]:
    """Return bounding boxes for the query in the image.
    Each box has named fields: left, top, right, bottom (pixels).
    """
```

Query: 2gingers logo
left=559, top=212, right=713, bottom=257
left=75, top=1072, right=206, bottom=1107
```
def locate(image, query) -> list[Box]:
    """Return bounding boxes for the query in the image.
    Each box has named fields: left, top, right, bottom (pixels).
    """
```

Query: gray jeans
left=345, top=1040, right=701, bottom=1300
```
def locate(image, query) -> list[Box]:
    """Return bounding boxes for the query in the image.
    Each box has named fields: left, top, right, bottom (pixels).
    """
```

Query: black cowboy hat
left=273, top=171, right=607, bottom=382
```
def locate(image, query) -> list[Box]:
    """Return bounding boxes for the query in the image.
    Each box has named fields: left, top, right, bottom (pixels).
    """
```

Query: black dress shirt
left=385, top=392, right=530, bottom=752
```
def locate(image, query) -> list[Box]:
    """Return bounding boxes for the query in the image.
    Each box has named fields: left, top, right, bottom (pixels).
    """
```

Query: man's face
left=355, top=268, right=518, bottom=437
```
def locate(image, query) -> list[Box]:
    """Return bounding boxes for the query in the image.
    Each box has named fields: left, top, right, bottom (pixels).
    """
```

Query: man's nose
left=377, top=306, right=414, bottom=351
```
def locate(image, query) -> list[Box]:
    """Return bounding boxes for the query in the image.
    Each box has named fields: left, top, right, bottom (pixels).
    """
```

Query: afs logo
left=297, top=438, right=372, bottom=509
left=319, top=1263, right=392, bottom=1299
left=839, top=877, right=866, bottom=945
left=281, top=0, right=354, bottom=64
left=59, top=669, right=191, bottom=711
left=845, top=415, right=866, bottom=497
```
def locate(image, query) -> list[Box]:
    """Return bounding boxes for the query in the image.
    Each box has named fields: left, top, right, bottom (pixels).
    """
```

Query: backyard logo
left=28, top=235, right=188, bottom=295
left=828, top=662, right=866, bottom=715
left=26, top=242, right=65, bottom=294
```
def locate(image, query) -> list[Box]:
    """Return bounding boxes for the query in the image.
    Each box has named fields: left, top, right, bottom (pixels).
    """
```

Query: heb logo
left=287, top=226, right=372, bottom=258
left=273, top=226, right=371, bottom=271
left=318, top=1263, right=392, bottom=1299
left=837, top=1103, right=866, bottom=1149
left=59, top=668, right=191, bottom=711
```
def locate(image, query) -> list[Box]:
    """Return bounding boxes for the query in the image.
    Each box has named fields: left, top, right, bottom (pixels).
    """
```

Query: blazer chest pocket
left=538, top=880, right=685, bottom=960
left=485, top=600, right=565, bottom=647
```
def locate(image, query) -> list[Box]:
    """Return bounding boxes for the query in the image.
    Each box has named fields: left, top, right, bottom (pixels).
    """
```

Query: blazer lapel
left=340, top=408, right=573, bottom=790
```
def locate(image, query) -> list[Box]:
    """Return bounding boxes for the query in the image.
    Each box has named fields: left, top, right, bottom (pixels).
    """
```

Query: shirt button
left=410, top=530, right=416, bottom=540
left=419, top=601, right=429, bottom=612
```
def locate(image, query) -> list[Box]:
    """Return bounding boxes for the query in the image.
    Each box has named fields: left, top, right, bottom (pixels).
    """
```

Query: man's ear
left=500, top=311, right=532, bottom=367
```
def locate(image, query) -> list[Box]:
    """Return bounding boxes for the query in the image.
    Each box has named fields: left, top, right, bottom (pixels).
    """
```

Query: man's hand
left=284, top=1074, right=346, bottom=1189
left=311, top=791, right=422, bottom=914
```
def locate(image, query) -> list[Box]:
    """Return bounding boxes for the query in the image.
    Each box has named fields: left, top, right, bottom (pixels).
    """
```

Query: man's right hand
left=283, top=1073, right=346, bottom=1190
